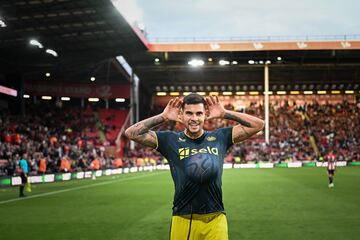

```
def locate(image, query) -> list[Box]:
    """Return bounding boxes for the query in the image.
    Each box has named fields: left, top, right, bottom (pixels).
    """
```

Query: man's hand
left=162, top=97, right=183, bottom=122
left=125, top=97, right=183, bottom=148
left=205, top=95, right=226, bottom=120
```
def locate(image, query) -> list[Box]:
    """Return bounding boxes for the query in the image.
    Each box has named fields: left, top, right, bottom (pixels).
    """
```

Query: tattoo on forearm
left=224, top=113, right=252, bottom=127
left=128, top=115, right=165, bottom=138
left=240, top=125, right=251, bottom=138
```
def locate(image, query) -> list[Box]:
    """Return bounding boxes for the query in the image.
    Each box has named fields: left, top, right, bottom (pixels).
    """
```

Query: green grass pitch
left=0, top=167, right=359, bottom=240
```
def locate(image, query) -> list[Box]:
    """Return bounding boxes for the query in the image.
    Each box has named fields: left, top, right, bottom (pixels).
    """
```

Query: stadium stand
left=98, top=109, right=129, bottom=144
left=139, top=98, right=359, bottom=164
left=307, top=101, right=360, bottom=161
left=0, top=103, right=130, bottom=176
left=1, top=96, right=359, bottom=178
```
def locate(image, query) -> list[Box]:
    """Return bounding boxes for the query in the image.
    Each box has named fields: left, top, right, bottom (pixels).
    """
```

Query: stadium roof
left=0, top=0, right=359, bottom=94
left=0, top=0, right=148, bottom=84
left=128, top=41, right=360, bottom=95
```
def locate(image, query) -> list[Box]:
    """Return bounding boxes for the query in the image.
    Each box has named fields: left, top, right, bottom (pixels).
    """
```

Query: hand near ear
left=162, top=97, right=183, bottom=123
left=205, top=96, right=226, bottom=120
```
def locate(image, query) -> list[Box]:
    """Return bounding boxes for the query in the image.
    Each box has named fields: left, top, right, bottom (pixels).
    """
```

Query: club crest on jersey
left=206, top=136, right=216, bottom=141
left=178, top=146, right=219, bottom=160
left=178, top=137, right=186, bottom=142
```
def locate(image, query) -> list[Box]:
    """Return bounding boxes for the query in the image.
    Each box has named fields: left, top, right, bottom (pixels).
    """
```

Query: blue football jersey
left=155, top=127, right=233, bottom=215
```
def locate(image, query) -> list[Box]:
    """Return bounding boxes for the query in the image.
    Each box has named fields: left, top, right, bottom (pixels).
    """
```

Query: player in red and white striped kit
left=326, top=150, right=337, bottom=188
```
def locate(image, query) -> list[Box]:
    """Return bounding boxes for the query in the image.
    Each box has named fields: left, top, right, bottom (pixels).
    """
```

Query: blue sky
left=113, top=0, right=360, bottom=40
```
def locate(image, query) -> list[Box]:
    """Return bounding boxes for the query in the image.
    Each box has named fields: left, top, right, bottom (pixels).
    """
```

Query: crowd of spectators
left=139, top=99, right=360, bottom=164
left=0, top=104, right=134, bottom=177
left=307, top=101, right=360, bottom=162
left=1, top=99, right=359, bottom=177
left=233, top=101, right=316, bottom=163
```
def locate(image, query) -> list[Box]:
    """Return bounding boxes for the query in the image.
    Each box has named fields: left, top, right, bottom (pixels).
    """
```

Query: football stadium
left=0, top=1, right=360, bottom=240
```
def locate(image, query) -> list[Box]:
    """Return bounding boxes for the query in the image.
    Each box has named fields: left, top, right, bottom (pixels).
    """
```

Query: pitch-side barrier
left=0, top=161, right=358, bottom=187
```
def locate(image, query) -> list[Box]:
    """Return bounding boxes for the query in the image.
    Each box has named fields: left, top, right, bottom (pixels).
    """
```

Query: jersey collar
left=183, top=129, right=206, bottom=141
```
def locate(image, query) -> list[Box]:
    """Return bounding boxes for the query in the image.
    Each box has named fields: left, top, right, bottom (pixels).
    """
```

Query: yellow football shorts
left=170, top=212, right=228, bottom=240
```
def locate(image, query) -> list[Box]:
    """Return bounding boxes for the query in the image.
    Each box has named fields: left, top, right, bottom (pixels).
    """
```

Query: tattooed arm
left=125, top=97, right=183, bottom=148
left=224, top=110, right=265, bottom=143
left=205, top=95, right=264, bottom=143
left=124, top=114, right=165, bottom=148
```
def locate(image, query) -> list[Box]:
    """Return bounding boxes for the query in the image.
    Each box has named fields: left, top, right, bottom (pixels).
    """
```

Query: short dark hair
left=181, top=93, right=206, bottom=109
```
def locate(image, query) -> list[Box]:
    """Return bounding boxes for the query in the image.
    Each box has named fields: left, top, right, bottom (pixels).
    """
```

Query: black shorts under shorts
left=20, top=172, right=28, bottom=184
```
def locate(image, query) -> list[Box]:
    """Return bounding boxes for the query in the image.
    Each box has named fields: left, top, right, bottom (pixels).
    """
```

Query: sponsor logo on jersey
left=206, top=136, right=216, bottom=141
left=178, top=137, right=186, bottom=142
left=178, top=146, right=219, bottom=160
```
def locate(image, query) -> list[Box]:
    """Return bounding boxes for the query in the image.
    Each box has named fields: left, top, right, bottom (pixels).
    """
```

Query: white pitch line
left=0, top=172, right=162, bottom=205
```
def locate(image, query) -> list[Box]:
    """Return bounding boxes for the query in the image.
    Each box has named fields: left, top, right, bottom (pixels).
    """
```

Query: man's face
left=181, top=103, right=206, bottom=134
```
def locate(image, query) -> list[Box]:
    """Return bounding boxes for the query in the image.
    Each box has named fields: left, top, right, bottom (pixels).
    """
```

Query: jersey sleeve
left=214, top=127, right=234, bottom=150
left=154, top=130, right=171, bottom=155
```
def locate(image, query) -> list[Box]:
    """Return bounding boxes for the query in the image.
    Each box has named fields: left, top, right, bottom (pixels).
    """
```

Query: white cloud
left=137, top=0, right=360, bottom=38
